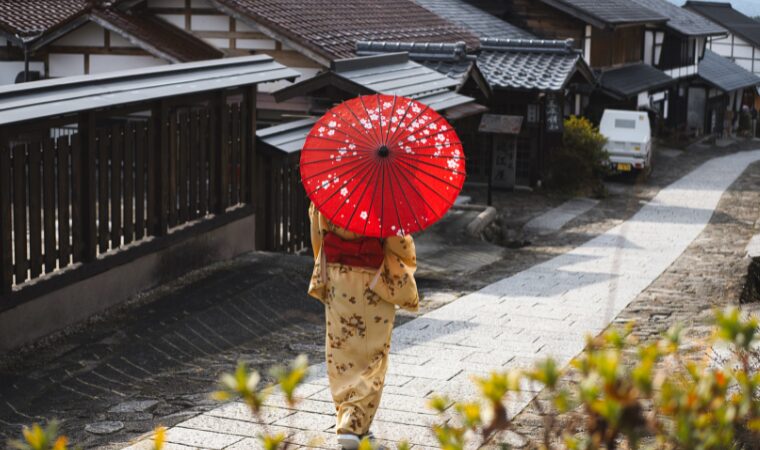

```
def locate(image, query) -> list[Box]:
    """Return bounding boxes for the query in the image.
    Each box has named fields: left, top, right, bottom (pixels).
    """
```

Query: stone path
left=123, top=151, right=760, bottom=449
left=523, top=197, right=599, bottom=235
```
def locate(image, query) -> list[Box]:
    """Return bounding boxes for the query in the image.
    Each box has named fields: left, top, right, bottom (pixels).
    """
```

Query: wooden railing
left=0, top=88, right=262, bottom=297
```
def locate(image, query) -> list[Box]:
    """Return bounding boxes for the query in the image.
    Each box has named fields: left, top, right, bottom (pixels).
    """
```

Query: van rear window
left=615, top=119, right=636, bottom=129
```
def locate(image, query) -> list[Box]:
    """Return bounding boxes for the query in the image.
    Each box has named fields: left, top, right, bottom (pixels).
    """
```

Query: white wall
left=258, top=67, right=320, bottom=93
left=89, top=55, right=165, bottom=74
left=54, top=22, right=104, bottom=46
left=707, top=33, right=760, bottom=75
left=109, top=31, right=140, bottom=48
left=49, top=54, right=86, bottom=77
left=0, top=61, right=45, bottom=85
left=147, top=0, right=185, bottom=7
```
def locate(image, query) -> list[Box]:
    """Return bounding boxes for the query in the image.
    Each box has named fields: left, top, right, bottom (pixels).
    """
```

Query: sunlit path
left=125, top=150, right=760, bottom=449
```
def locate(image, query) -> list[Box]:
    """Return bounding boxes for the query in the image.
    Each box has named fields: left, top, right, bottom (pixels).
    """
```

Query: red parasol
left=300, top=94, right=465, bottom=238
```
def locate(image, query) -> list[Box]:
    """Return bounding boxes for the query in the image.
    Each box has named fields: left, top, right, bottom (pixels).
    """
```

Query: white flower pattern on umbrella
left=301, top=94, right=464, bottom=238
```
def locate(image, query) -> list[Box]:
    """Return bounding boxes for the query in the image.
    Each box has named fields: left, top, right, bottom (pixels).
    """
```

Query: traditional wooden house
left=686, top=1, right=760, bottom=77
left=142, top=0, right=480, bottom=124
left=402, top=0, right=597, bottom=189
left=689, top=49, right=760, bottom=134
left=0, top=1, right=222, bottom=85
left=625, top=0, right=727, bottom=133
left=474, top=38, right=595, bottom=189
left=268, top=51, right=486, bottom=145
left=685, top=1, right=760, bottom=114
left=460, top=0, right=678, bottom=118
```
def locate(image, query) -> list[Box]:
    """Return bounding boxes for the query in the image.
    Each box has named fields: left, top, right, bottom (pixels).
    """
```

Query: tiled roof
left=685, top=1, right=760, bottom=47
left=0, top=0, right=88, bottom=42
left=630, top=0, right=725, bottom=36
left=356, top=40, right=475, bottom=87
left=273, top=52, right=486, bottom=118
left=413, top=0, right=535, bottom=40
left=540, top=0, right=668, bottom=28
left=476, top=38, right=593, bottom=92
left=698, top=49, right=760, bottom=92
left=91, top=9, right=224, bottom=63
left=597, top=63, right=674, bottom=98
left=210, top=0, right=480, bottom=63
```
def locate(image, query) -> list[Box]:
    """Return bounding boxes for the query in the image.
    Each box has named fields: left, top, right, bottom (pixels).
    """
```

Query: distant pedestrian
left=725, top=107, right=734, bottom=138
left=308, top=203, right=418, bottom=449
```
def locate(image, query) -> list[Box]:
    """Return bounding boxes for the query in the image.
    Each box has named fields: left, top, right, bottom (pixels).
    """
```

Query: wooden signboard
left=478, top=114, right=523, bottom=135
left=545, top=94, right=563, bottom=133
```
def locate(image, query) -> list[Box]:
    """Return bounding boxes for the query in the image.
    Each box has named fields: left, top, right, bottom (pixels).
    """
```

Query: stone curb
left=451, top=204, right=497, bottom=237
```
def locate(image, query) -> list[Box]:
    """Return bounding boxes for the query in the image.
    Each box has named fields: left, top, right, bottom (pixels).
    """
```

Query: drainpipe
left=23, top=46, right=29, bottom=82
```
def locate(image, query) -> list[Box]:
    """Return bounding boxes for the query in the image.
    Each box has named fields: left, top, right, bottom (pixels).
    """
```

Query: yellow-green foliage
left=550, top=116, right=609, bottom=193
left=11, top=311, right=760, bottom=450
left=8, top=422, right=72, bottom=450
left=211, top=355, right=313, bottom=449
left=429, top=307, right=760, bottom=450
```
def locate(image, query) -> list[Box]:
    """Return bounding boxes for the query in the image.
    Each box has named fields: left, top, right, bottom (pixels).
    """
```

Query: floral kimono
left=308, top=203, right=418, bottom=436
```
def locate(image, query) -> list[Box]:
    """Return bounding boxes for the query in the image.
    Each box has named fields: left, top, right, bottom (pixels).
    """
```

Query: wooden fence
left=0, top=86, right=315, bottom=299
left=259, top=152, right=310, bottom=254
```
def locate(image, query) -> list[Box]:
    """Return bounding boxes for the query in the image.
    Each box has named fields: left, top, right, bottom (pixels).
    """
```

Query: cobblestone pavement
left=0, top=254, right=325, bottom=449
left=507, top=159, right=760, bottom=446
left=121, top=150, right=760, bottom=449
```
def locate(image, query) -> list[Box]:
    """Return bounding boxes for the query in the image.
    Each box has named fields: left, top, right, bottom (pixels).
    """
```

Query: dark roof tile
left=598, top=63, right=674, bottom=98
left=91, top=9, right=224, bottom=63
left=540, top=0, right=668, bottom=28
left=356, top=40, right=475, bottom=86
left=413, top=0, right=534, bottom=40
left=211, top=0, right=480, bottom=62
left=477, top=38, right=593, bottom=91
left=630, top=0, right=725, bottom=36
left=0, top=0, right=88, bottom=42
left=698, top=49, right=760, bottom=91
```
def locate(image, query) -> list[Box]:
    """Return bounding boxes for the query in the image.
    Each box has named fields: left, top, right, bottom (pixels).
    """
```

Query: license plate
left=616, top=163, right=632, bottom=172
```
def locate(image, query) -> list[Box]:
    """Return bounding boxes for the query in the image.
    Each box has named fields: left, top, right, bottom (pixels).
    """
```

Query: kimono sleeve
left=307, top=203, right=327, bottom=302
left=371, top=235, right=419, bottom=311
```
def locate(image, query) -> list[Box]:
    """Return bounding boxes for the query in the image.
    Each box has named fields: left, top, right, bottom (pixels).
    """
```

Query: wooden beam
left=47, top=45, right=152, bottom=56
left=192, top=30, right=270, bottom=39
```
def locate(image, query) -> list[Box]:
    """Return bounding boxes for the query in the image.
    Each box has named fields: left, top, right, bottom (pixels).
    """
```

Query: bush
left=549, top=116, right=609, bottom=195
left=430, top=307, right=760, bottom=450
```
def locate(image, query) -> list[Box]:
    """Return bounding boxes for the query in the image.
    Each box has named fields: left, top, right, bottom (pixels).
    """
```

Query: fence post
left=244, top=85, right=257, bottom=204
left=76, top=112, right=97, bottom=262
left=0, top=129, right=12, bottom=295
left=152, top=100, right=169, bottom=236
left=242, top=85, right=266, bottom=249
left=214, top=90, right=230, bottom=214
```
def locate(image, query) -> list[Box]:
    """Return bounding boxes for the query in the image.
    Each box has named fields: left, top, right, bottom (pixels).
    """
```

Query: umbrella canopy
left=301, top=94, right=466, bottom=238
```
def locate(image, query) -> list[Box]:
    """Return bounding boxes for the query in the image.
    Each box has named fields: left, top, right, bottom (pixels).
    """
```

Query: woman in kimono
left=308, top=203, right=419, bottom=450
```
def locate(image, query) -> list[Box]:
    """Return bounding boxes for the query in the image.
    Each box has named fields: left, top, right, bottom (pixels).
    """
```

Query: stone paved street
left=121, top=150, right=760, bottom=449
left=2, top=144, right=760, bottom=449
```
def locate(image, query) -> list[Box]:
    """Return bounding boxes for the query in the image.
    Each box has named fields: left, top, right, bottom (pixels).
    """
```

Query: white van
left=599, top=109, right=652, bottom=175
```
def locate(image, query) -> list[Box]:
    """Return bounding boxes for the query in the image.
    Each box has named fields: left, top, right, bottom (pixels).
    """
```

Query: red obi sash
left=323, top=232, right=384, bottom=269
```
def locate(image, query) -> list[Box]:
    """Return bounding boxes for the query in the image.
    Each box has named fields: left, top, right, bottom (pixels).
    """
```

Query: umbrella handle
left=369, top=266, right=382, bottom=291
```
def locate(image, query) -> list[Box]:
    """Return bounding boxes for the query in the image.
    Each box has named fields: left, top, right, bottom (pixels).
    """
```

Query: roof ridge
left=684, top=1, right=732, bottom=7
left=356, top=40, right=470, bottom=61
left=479, top=38, right=578, bottom=54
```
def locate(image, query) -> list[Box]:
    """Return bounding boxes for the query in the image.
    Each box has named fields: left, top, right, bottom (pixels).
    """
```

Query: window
left=615, top=119, right=636, bottom=129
